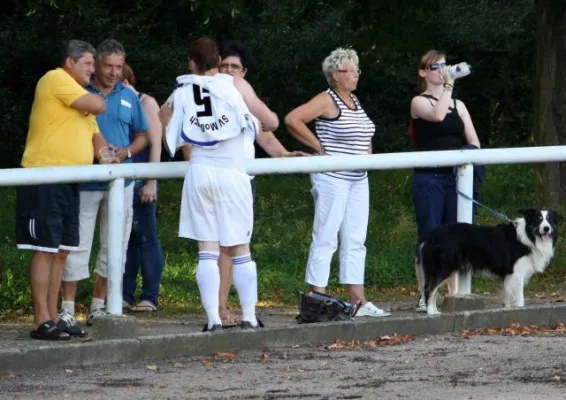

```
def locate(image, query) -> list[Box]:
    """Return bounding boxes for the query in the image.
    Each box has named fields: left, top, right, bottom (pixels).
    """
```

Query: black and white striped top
left=315, top=89, right=375, bottom=180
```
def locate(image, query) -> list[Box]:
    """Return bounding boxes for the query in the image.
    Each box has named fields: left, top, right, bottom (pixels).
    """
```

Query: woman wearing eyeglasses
left=215, top=40, right=309, bottom=327
left=410, top=49, right=480, bottom=312
left=285, top=47, right=390, bottom=318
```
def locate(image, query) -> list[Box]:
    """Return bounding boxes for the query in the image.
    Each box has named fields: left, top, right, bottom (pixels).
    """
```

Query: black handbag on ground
left=296, top=291, right=361, bottom=324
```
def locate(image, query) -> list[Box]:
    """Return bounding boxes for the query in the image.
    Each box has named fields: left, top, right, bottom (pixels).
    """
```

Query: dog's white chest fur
left=505, top=235, right=555, bottom=308
left=515, top=218, right=555, bottom=274
left=532, top=238, right=554, bottom=273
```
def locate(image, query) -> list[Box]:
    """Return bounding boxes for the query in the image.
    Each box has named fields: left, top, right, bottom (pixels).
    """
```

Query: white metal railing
left=2, top=145, right=565, bottom=315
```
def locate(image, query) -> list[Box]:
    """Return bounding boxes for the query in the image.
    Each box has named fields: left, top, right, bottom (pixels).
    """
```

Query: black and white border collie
left=418, top=209, right=560, bottom=315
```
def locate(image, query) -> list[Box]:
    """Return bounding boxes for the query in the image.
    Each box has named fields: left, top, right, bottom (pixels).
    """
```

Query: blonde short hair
left=322, top=47, right=359, bottom=87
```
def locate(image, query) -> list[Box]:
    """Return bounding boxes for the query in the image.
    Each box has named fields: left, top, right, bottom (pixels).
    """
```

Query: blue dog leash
left=456, top=190, right=511, bottom=223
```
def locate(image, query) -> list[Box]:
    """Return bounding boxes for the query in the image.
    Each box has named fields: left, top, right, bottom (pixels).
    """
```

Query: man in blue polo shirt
left=61, top=39, right=150, bottom=327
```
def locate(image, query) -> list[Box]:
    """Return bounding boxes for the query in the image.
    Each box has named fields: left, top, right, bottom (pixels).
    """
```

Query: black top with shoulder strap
left=411, top=94, right=466, bottom=174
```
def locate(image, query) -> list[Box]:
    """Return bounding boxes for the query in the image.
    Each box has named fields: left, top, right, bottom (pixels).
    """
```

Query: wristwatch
left=126, top=148, right=132, bottom=159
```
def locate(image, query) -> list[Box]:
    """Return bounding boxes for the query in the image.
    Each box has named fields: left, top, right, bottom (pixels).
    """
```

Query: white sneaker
left=415, top=295, right=427, bottom=313
left=355, top=302, right=391, bottom=317
left=59, top=309, right=77, bottom=326
left=87, top=307, right=108, bottom=326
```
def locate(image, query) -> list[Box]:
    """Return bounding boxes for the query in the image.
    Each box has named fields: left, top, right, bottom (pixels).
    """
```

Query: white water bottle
left=448, top=62, right=471, bottom=80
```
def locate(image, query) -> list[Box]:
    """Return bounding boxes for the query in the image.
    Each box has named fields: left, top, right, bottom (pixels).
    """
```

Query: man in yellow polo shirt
left=17, top=39, right=108, bottom=341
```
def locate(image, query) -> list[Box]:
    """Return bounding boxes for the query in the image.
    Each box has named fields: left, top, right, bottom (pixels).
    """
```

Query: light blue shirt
left=81, top=80, right=149, bottom=191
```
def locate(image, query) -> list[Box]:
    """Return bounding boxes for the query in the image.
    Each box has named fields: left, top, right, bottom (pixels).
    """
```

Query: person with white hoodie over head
left=159, top=37, right=279, bottom=332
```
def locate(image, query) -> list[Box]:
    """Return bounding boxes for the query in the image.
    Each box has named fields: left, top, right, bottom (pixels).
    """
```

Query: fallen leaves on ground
left=324, top=334, right=413, bottom=350
left=258, top=350, right=269, bottom=362
left=201, top=352, right=235, bottom=367
left=458, top=323, right=566, bottom=338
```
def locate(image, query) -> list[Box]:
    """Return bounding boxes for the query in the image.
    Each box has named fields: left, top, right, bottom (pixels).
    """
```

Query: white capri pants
left=305, top=173, right=369, bottom=287
left=62, top=184, right=134, bottom=281
left=179, top=163, right=253, bottom=246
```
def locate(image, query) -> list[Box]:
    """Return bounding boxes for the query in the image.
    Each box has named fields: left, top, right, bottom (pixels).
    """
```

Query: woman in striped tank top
left=285, top=47, right=390, bottom=318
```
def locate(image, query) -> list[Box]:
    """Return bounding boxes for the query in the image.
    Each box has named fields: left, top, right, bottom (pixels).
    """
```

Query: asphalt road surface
left=1, top=329, right=565, bottom=399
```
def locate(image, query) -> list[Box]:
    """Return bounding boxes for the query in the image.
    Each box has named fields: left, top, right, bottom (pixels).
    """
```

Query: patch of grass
left=1, top=163, right=565, bottom=313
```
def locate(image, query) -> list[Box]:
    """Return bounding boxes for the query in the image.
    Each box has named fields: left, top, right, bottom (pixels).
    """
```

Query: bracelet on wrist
left=443, top=83, right=454, bottom=91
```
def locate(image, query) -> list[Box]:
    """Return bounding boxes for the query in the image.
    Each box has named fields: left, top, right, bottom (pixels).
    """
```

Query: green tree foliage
left=0, top=0, right=534, bottom=167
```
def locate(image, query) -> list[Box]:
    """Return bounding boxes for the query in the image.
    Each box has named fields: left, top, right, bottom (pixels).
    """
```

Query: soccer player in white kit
left=161, top=38, right=279, bottom=331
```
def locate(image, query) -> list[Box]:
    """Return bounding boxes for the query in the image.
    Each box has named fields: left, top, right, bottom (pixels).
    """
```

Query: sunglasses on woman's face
left=428, top=62, right=447, bottom=71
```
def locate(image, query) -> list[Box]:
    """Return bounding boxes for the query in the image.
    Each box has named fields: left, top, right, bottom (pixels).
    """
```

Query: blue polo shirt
left=81, top=80, right=149, bottom=191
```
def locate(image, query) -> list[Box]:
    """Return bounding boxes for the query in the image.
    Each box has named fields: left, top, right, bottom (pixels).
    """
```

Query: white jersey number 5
left=192, top=85, right=213, bottom=117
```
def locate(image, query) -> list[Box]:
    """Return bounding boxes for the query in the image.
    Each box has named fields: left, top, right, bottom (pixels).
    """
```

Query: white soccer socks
left=196, top=251, right=221, bottom=329
left=232, top=255, right=259, bottom=327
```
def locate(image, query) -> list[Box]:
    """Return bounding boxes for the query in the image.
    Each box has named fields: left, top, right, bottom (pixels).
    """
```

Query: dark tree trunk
left=533, top=0, right=566, bottom=207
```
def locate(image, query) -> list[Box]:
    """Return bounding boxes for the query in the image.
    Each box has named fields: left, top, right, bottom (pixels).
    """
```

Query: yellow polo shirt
left=21, top=68, right=101, bottom=168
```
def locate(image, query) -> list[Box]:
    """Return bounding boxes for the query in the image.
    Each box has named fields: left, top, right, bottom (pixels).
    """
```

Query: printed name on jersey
left=189, top=115, right=230, bottom=132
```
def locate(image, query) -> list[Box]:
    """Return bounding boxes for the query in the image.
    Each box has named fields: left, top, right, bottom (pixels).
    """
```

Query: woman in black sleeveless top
left=410, top=50, right=481, bottom=312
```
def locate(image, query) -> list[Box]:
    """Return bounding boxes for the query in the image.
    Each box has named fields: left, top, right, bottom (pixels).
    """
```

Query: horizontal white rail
left=1, top=145, right=565, bottom=186
left=3, top=145, right=564, bottom=316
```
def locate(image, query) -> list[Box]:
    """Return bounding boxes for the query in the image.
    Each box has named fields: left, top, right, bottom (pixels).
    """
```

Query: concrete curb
left=2, top=303, right=565, bottom=374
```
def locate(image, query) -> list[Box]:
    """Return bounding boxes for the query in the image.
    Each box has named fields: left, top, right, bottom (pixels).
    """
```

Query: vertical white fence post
left=107, top=178, right=125, bottom=315
left=456, top=164, right=474, bottom=294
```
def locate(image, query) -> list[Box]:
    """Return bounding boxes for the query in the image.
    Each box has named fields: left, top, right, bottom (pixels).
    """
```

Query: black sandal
left=57, top=319, right=88, bottom=338
left=201, top=323, right=223, bottom=332
left=30, top=320, right=71, bottom=341
left=241, top=318, right=265, bottom=329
